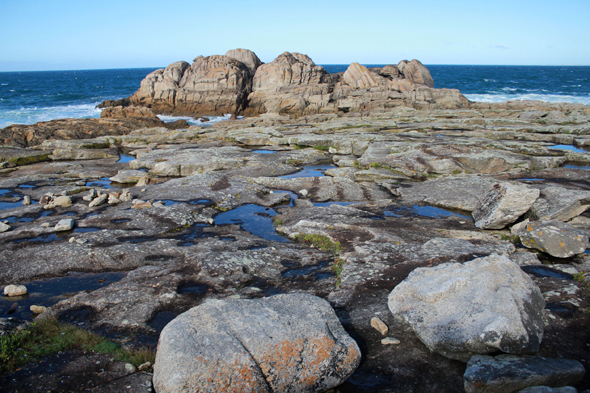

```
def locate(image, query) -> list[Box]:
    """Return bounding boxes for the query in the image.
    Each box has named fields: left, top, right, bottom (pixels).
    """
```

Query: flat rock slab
left=0, top=146, right=51, bottom=166
left=528, top=186, right=590, bottom=222
left=473, top=182, right=540, bottom=229
left=463, top=354, right=585, bottom=393
left=109, top=169, right=149, bottom=183
left=153, top=293, right=361, bottom=393
left=517, top=220, right=589, bottom=258
left=388, top=254, right=545, bottom=362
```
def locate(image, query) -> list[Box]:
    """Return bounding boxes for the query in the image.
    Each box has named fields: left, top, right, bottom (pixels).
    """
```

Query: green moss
left=294, top=233, right=342, bottom=254
left=286, top=159, right=303, bottom=166
left=80, top=142, right=110, bottom=149
left=0, top=318, right=154, bottom=375
left=332, top=258, right=345, bottom=287
left=293, top=144, right=307, bottom=150
left=10, top=153, right=51, bottom=166
left=312, top=145, right=330, bottom=151
left=353, top=160, right=360, bottom=168
left=273, top=217, right=284, bottom=227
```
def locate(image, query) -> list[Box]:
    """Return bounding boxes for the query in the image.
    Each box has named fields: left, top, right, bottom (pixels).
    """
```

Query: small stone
left=39, top=194, right=53, bottom=205
left=55, top=218, right=75, bottom=232
left=75, top=238, right=87, bottom=244
left=119, top=189, right=133, bottom=202
left=89, top=194, right=108, bottom=207
left=40, top=222, right=51, bottom=228
left=299, top=189, right=309, bottom=196
left=207, top=218, right=215, bottom=225
left=30, top=305, right=46, bottom=314
left=44, top=195, right=72, bottom=209
left=370, top=317, right=389, bottom=335
left=83, top=189, right=98, bottom=202
left=132, top=201, right=152, bottom=209
left=138, top=362, right=152, bottom=371
left=125, top=363, right=136, bottom=373
left=0, top=222, right=11, bottom=233
left=141, top=188, right=146, bottom=192
left=69, top=237, right=76, bottom=243
left=4, top=285, right=28, bottom=297
left=381, top=337, right=401, bottom=345
left=22, top=195, right=31, bottom=205
left=509, top=251, right=542, bottom=266
left=108, top=194, right=122, bottom=204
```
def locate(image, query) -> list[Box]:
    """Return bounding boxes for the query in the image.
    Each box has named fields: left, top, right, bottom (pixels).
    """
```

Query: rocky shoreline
left=1, top=50, right=589, bottom=392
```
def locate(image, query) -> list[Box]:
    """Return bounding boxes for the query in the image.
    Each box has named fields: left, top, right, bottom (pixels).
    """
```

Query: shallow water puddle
left=251, top=150, right=277, bottom=154
left=384, top=204, right=471, bottom=219
left=312, top=201, right=360, bottom=207
left=86, top=177, right=112, bottom=188
left=215, top=204, right=290, bottom=243
left=564, top=164, right=590, bottom=170
left=281, top=260, right=332, bottom=280
left=159, top=199, right=213, bottom=206
left=117, top=154, right=135, bottom=163
left=521, top=265, right=574, bottom=280
left=0, top=271, right=127, bottom=321
left=175, top=223, right=214, bottom=246
left=279, top=164, right=338, bottom=179
left=549, top=144, right=589, bottom=154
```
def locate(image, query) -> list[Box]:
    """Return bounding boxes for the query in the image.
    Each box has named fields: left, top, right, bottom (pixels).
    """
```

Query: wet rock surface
left=0, top=100, right=589, bottom=392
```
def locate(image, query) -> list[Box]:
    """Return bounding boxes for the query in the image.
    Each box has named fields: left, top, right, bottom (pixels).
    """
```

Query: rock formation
left=100, top=48, right=469, bottom=118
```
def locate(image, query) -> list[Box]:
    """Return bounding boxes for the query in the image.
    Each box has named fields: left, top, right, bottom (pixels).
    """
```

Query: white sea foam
left=157, top=114, right=233, bottom=126
left=0, top=103, right=101, bottom=129
left=465, top=93, right=590, bottom=105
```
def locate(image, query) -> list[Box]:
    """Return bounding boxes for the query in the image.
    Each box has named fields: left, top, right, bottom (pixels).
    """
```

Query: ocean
left=0, top=65, right=589, bottom=129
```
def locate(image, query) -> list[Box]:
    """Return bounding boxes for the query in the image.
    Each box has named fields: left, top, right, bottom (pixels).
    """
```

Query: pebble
left=138, top=361, right=152, bottom=371
left=22, top=195, right=31, bottom=205
left=371, top=317, right=389, bottom=335
left=381, top=337, right=401, bottom=345
left=69, top=237, right=76, bottom=243
left=4, top=284, right=28, bottom=297
left=299, top=189, right=309, bottom=196
left=125, top=363, right=136, bottom=373
left=41, top=222, right=51, bottom=228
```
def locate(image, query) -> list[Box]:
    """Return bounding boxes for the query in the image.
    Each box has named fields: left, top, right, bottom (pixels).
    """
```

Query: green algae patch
left=294, top=233, right=342, bottom=254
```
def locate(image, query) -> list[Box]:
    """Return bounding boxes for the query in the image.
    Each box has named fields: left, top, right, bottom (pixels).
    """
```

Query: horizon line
left=1, top=63, right=590, bottom=73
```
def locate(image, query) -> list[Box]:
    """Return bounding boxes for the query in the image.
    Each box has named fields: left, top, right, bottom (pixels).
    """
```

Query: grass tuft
left=0, top=318, right=154, bottom=376
left=294, top=233, right=342, bottom=254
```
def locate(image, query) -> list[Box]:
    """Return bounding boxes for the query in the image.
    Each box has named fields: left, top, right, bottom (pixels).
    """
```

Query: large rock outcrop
left=153, top=293, right=361, bottom=393
left=100, top=48, right=470, bottom=118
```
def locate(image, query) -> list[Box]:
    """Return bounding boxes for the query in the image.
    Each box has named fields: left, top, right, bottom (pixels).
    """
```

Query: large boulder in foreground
left=464, top=354, right=585, bottom=393
left=472, top=182, right=540, bottom=229
left=516, top=220, right=589, bottom=258
left=153, top=293, right=361, bottom=393
left=388, top=254, right=545, bottom=362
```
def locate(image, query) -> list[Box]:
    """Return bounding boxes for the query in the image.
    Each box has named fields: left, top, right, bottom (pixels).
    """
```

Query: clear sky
left=1, top=0, right=589, bottom=71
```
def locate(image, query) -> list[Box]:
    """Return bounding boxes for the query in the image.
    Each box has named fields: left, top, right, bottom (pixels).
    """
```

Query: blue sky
left=1, top=0, right=589, bottom=71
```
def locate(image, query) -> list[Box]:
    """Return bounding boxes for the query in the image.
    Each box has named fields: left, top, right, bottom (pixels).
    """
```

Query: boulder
left=343, top=63, right=382, bottom=89
left=44, top=195, right=72, bottom=209
left=55, top=218, right=75, bottom=231
left=463, top=354, right=585, bottom=393
left=153, top=293, right=361, bottom=393
left=528, top=186, right=590, bottom=222
left=388, top=254, right=545, bottom=362
left=3, top=284, right=28, bottom=297
left=397, top=59, right=434, bottom=88
left=516, top=220, right=589, bottom=258
left=128, top=54, right=251, bottom=116
left=89, top=194, right=108, bottom=207
left=225, top=48, right=262, bottom=75
left=472, top=183, right=540, bottom=229
left=246, top=51, right=331, bottom=115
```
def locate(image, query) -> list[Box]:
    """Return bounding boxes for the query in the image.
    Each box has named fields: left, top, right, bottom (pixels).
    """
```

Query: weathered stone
left=381, top=337, right=401, bottom=345
left=30, top=305, right=47, bottom=314
left=397, top=59, right=434, bottom=88
left=517, top=220, right=589, bottom=258
left=44, top=195, right=72, bottom=209
left=0, top=222, right=11, bottom=233
left=135, top=175, right=150, bottom=187
left=153, top=293, right=361, bottom=393
left=22, top=195, right=31, bottom=205
left=225, top=48, right=262, bottom=75
left=109, top=170, right=149, bottom=184
left=4, top=284, right=27, bottom=297
left=55, top=218, right=75, bottom=232
left=343, top=63, right=382, bottom=89
left=388, top=254, right=545, bottom=361
left=473, top=183, right=540, bottom=229
left=463, top=354, right=585, bottom=393
left=371, top=317, right=389, bottom=335
left=89, top=194, right=108, bottom=207
left=100, top=105, right=159, bottom=119
left=518, top=387, right=577, bottom=393
left=82, top=189, right=98, bottom=202
left=528, top=186, right=590, bottom=222
left=510, top=251, right=542, bottom=266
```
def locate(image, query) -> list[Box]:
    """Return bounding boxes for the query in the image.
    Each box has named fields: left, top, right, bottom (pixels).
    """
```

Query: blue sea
left=0, top=65, right=589, bottom=129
